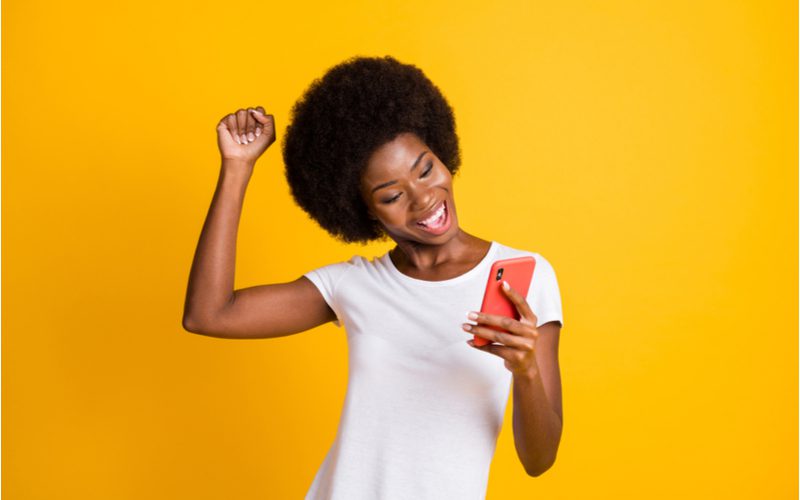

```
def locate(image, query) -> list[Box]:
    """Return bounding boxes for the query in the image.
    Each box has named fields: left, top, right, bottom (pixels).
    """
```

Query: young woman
left=183, top=55, right=564, bottom=500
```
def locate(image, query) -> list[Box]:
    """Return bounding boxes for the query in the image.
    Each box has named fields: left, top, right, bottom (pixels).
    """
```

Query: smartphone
left=474, top=256, right=536, bottom=347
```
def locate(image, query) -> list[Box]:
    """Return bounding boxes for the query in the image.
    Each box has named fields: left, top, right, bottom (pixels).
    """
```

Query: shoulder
left=304, top=252, right=389, bottom=282
left=309, top=253, right=369, bottom=270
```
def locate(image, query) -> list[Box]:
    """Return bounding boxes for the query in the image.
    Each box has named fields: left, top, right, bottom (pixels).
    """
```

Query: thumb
left=249, top=107, right=271, bottom=124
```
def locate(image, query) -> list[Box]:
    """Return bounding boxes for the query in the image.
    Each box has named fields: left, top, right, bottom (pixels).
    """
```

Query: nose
left=409, top=185, right=436, bottom=212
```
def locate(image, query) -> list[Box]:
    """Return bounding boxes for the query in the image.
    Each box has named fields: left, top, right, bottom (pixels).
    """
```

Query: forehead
left=362, top=133, right=428, bottom=182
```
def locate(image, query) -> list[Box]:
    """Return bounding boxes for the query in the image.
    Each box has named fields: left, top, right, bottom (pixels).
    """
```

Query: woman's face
left=360, top=132, right=458, bottom=244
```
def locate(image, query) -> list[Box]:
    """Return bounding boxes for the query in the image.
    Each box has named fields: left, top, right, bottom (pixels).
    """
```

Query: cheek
left=375, top=204, right=414, bottom=229
left=433, top=167, right=453, bottom=185
left=378, top=205, right=404, bottom=223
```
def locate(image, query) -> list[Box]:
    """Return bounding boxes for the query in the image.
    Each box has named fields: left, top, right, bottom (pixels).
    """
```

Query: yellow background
left=4, top=1, right=797, bottom=498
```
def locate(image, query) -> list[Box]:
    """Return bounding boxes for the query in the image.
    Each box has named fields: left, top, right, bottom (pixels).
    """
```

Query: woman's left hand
left=462, top=281, right=540, bottom=378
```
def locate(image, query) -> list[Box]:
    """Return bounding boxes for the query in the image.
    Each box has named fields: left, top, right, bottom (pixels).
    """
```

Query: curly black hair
left=282, top=55, right=462, bottom=244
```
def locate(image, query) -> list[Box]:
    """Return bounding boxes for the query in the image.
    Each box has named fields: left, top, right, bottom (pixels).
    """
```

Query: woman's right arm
left=181, top=107, right=336, bottom=339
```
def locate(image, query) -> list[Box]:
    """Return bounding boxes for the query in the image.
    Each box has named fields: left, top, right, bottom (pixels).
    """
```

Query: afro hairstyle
left=281, top=55, right=462, bottom=244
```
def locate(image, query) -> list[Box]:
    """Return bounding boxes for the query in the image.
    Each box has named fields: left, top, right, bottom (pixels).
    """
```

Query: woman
left=183, top=55, right=564, bottom=500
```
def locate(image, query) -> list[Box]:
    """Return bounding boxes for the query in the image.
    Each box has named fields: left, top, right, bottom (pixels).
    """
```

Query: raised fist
left=216, top=106, right=276, bottom=164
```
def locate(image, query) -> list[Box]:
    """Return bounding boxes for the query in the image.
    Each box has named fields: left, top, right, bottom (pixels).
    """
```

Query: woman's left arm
left=462, top=281, right=563, bottom=477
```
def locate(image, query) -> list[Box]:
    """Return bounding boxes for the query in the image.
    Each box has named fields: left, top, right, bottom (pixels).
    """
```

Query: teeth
left=419, top=203, right=445, bottom=225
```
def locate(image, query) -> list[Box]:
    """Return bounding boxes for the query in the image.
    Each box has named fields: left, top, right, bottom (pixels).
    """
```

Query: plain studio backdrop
left=3, top=1, right=797, bottom=498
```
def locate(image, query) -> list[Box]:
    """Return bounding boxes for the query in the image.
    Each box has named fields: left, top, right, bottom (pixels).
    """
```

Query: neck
left=390, top=229, right=486, bottom=271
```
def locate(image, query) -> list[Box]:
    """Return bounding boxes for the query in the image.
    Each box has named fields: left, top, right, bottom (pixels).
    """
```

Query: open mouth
left=415, top=200, right=451, bottom=235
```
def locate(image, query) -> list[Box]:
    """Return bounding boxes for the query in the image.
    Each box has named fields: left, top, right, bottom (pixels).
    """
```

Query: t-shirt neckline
left=383, top=241, right=499, bottom=287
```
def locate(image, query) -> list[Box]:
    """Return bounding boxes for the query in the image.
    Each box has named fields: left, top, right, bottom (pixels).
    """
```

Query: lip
left=415, top=200, right=446, bottom=226
left=414, top=200, right=451, bottom=235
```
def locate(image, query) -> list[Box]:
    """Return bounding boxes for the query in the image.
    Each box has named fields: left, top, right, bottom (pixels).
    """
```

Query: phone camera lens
left=496, top=268, right=504, bottom=281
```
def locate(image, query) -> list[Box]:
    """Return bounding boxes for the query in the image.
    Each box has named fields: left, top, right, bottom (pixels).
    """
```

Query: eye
left=382, top=193, right=401, bottom=204
left=421, top=161, right=433, bottom=177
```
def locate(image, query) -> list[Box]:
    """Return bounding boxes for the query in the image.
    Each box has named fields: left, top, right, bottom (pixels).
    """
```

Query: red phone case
left=474, top=256, right=536, bottom=347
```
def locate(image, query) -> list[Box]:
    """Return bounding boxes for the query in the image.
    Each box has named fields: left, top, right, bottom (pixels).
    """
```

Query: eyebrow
left=370, top=150, right=429, bottom=194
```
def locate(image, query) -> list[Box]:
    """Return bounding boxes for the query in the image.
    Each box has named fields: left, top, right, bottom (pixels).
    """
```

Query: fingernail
left=502, top=281, right=510, bottom=290
left=255, top=127, right=262, bottom=136
left=467, top=311, right=478, bottom=320
left=467, top=340, right=474, bottom=347
left=462, top=324, right=472, bottom=331
left=247, top=132, right=255, bottom=141
left=234, top=135, right=241, bottom=144
left=240, top=134, right=247, bottom=144
left=250, top=108, right=263, bottom=115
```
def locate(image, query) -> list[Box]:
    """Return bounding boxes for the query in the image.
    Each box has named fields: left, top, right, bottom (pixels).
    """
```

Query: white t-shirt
left=302, top=241, right=564, bottom=500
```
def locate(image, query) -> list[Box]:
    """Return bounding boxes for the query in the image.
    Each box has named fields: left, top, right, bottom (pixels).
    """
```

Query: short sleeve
left=302, top=257, right=357, bottom=328
left=527, top=254, right=564, bottom=329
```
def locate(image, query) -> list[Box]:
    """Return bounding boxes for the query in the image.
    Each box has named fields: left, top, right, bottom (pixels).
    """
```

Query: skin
left=359, top=132, right=492, bottom=280
left=182, top=107, right=337, bottom=338
left=360, top=132, right=564, bottom=476
left=183, top=107, right=563, bottom=477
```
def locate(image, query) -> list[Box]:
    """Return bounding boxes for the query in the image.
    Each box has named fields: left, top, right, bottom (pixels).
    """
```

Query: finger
left=224, top=114, right=241, bottom=144
left=463, top=323, right=532, bottom=349
left=216, top=119, right=236, bottom=146
left=245, top=108, right=259, bottom=142
left=252, top=109, right=276, bottom=145
left=248, top=108, right=262, bottom=137
left=249, top=107, right=270, bottom=133
left=466, top=311, right=530, bottom=336
left=235, top=109, right=249, bottom=144
left=470, top=341, right=517, bottom=361
left=250, top=106, right=275, bottom=141
left=501, top=281, right=538, bottom=324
